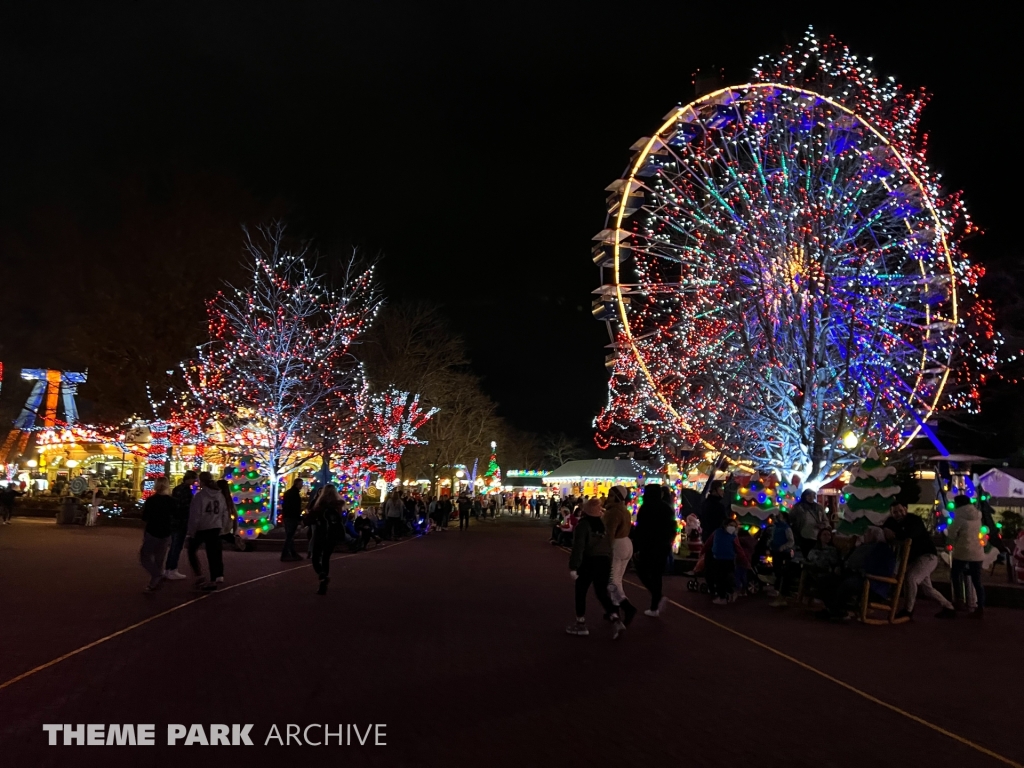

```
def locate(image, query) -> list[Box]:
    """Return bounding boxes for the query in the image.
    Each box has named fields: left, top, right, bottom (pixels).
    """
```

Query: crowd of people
left=559, top=478, right=993, bottom=638
left=689, top=481, right=989, bottom=621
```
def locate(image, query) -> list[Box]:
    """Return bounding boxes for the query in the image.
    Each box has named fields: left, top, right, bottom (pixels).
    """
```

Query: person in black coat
left=698, top=480, right=727, bottom=543
left=280, top=478, right=304, bottom=561
left=634, top=484, right=678, bottom=616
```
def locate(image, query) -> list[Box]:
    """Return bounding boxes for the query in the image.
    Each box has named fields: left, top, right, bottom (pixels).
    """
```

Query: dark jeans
left=772, top=550, right=792, bottom=594
left=574, top=555, right=616, bottom=618
left=385, top=516, right=402, bottom=540
left=707, top=557, right=735, bottom=599
left=951, top=559, right=985, bottom=608
left=1, top=504, right=12, bottom=522
left=636, top=546, right=670, bottom=610
left=312, top=534, right=336, bottom=578
left=282, top=517, right=300, bottom=559
left=165, top=529, right=187, bottom=571
left=440, top=510, right=450, bottom=528
left=460, top=511, right=470, bottom=530
left=187, top=528, right=224, bottom=580
left=140, top=532, right=170, bottom=587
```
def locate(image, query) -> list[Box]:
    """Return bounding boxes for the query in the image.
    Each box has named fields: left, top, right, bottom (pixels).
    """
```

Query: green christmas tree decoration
left=226, top=454, right=271, bottom=541
left=839, top=448, right=899, bottom=535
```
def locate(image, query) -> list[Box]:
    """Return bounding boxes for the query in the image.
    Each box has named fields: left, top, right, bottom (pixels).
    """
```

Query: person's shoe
left=895, top=609, right=914, bottom=620
left=164, top=570, right=186, bottom=580
left=144, top=584, right=161, bottom=592
left=712, top=597, right=728, bottom=605
left=644, top=609, right=660, bottom=617
left=621, top=602, right=638, bottom=626
left=765, top=587, right=779, bottom=598
left=193, top=577, right=206, bottom=589
left=214, top=576, right=224, bottom=583
left=953, top=599, right=968, bottom=612
left=768, top=598, right=788, bottom=608
left=316, top=577, right=330, bottom=596
left=657, top=596, right=669, bottom=613
left=727, top=592, right=738, bottom=603
left=611, top=619, right=626, bottom=640
left=565, top=621, right=589, bottom=636
left=968, top=607, right=984, bottom=619
left=200, top=582, right=217, bottom=592
left=935, top=607, right=956, bottom=619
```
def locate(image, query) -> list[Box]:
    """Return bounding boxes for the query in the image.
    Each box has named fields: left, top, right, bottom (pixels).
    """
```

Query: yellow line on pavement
left=624, top=577, right=1022, bottom=768
left=0, top=538, right=415, bottom=693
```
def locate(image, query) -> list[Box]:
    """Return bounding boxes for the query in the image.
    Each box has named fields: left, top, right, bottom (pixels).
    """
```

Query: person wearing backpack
left=567, top=498, right=623, bottom=639
left=187, top=471, right=230, bottom=591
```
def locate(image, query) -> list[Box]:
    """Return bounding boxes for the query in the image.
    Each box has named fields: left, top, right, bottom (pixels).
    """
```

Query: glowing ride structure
left=594, top=31, right=994, bottom=489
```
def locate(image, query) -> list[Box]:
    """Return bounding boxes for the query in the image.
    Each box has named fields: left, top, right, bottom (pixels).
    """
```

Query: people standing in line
left=280, top=478, right=304, bottom=561
left=698, top=480, right=727, bottom=543
left=164, top=470, right=196, bottom=580
left=458, top=493, right=473, bottom=530
left=790, top=489, right=830, bottom=557
left=603, top=485, right=638, bottom=627
left=383, top=490, right=405, bottom=540
left=311, top=485, right=344, bottom=595
left=0, top=484, right=24, bottom=524
left=566, top=498, right=623, bottom=638
left=946, top=495, right=986, bottom=618
left=439, top=495, right=453, bottom=530
left=634, top=484, right=677, bottom=617
left=140, top=477, right=176, bottom=592
left=884, top=501, right=956, bottom=620
left=187, top=471, right=230, bottom=591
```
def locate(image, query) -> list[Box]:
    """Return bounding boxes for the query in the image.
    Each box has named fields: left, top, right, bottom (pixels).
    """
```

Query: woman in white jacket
left=945, top=495, right=986, bottom=617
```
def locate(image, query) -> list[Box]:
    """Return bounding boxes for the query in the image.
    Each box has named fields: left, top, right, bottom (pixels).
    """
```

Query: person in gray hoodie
left=187, top=471, right=229, bottom=591
left=946, top=495, right=986, bottom=617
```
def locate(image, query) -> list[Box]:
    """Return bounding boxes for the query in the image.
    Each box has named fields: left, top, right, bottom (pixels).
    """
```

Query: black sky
left=1, top=3, right=1020, bottom=452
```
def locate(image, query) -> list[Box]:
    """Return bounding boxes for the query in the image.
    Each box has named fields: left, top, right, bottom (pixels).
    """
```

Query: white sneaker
left=612, top=619, right=626, bottom=640
left=768, top=598, right=788, bottom=608
left=657, top=596, right=669, bottom=612
left=565, top=621, right=589, bottom=636
left=712, top=597, right=728, bottom=605
left=215, top=576, right=224, bottom=583
left=164, top=570, right=186, bottom=580
left=644, top=609, right=660, bottom=617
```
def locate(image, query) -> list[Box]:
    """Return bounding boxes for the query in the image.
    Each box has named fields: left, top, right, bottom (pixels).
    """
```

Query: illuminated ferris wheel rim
left=607, top=81, right=958, bottom=451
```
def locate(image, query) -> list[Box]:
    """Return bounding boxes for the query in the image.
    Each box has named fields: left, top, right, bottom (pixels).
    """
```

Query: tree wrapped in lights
left=596, top=28, right=1001, bottom=489
left=183, top=224, right=381, bottom=518
left=361, top=389, right=437, bottom=489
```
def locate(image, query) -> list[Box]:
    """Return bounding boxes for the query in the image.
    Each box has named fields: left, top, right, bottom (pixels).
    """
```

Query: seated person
left=817, top=526, right=896, bottom=620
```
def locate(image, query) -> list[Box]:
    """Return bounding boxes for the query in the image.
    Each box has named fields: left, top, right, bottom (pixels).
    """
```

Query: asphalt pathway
left=1, top=516, right=1022, bottom=768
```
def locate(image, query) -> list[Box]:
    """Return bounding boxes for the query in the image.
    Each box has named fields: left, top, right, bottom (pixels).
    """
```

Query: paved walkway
left=1, top=516, right=1022, bottom=767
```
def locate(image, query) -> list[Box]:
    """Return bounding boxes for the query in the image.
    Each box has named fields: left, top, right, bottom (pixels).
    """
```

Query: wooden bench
left=860, top=539, right=912, bottom=625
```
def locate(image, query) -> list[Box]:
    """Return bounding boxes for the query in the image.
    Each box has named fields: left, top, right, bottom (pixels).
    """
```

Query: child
left=703, top=517, right=750, bottom=605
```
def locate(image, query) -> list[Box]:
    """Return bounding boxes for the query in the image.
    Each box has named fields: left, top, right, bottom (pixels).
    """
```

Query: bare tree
left=542, top=432, right=588, bottom=469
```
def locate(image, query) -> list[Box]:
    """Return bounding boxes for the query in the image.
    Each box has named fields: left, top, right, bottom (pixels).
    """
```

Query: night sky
left=1, top=4, right=1020, bottom=453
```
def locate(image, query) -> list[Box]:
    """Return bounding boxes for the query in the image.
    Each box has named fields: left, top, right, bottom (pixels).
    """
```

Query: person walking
left=383, top=490, right=405, bottom=540
left=311, top=485, right=344, bottom=595
left=604, top=485, right=638, bottom=627
left=216, top=478, right=237, bottom=535
left=140, top=477, right=176, bottom=592
left=280, top=478, right=304, bottom=561
left=187, top=471, right=230, bottom=591
left=634, top=484, right=677, bottom=617
left=567, top=498, right=623, bottom=638
left=885, top=501, right=956, bottom=619
left=458, top=493, right=472, bottom=530
left=0, top=484, right=24, bottom=524
left=164, top=470, right=196, bottom=580
left=946, top=495, right=986, bottom=618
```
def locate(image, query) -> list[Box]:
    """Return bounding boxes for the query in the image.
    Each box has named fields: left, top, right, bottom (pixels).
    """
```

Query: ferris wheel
left=594, top=30, right=980, bottom=484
